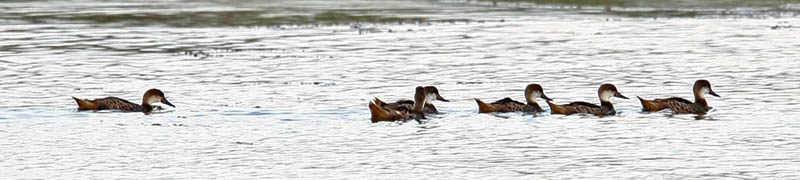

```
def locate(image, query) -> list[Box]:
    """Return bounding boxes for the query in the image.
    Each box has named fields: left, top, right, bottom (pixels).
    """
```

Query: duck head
left=524, top=84, right=552, bottom=104
left=423, top=86, right=449, bottom=104
left=693, top=80, right=720, bottom=98
left=142, top=89, right=175, bottom=108
left=598, top=84, right=628, bottom=102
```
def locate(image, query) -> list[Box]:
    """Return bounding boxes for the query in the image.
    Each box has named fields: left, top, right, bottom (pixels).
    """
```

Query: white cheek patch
left=426, top=93, right=436, bottom=103
left=531, top=91, right=541, bottom=98
left=600, top=90, right=614, bottom=102
left=699, top=87, right=710, bottom=98
left=147, top=96, right=162, bottom=104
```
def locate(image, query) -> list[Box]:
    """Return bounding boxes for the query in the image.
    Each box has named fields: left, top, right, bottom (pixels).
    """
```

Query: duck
left=637, top=80, right=720, bottom=114
left=547, top=84, right=628, bottom=116
left=474, top=84, right=552, bottom=113
left=72, top=88, right=175, bottom=115
left=372, top=86, right=449, bottom=114
left=369, top=86, right=445, bottom=123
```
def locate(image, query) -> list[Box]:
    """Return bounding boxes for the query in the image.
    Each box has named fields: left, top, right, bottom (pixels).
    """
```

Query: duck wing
left=492, top=97, right=526, bottom=106
left=564, top=101, right=601, bottom=108
left=549, top=101, right=602, bottom=115
left=491, top=97, right=531, bottom=112
left=656, top=97, right=696, bottom=113
left=382, top=99, right=440, bottom=114
left=94, top=97, right=143, bottom=111
left=379, top=99, right=413, bottom=111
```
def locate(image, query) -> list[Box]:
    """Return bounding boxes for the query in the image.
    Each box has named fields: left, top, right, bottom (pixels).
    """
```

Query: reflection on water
left=2, top=0, right=800, bottom=179
left=1, top=0, right=798, bottom=27
left=477, top=0, right=800, bottom=18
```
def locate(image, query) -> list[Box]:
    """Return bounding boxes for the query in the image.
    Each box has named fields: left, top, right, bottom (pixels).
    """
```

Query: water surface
left=1, top=0, right=800, bottom=179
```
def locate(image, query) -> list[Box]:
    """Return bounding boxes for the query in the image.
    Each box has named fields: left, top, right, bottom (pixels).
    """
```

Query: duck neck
left=412, top=87, right=426, bottom=114
left=600, top=101, right=615, bottom=115
left=525, top=92, right=543, bottom=112
left=526, top=100, right=543, bottom=112
left=694, top=90, right=710, bottom=112
left=412, top=101, right=424, bottom=113
left=142, top=102, right=153, bottom=114
left=694, top=96, right=709, bottom=113
left=142, top=104, right=153, bottom=114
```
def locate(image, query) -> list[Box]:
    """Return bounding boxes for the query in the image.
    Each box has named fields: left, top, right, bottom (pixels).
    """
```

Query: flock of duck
left=367, top=79, right=719, bottom=123
left=72, top=80, right=719, bottom=123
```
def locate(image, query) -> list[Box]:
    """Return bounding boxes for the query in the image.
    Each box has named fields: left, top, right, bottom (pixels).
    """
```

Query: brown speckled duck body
left=547, top=84, right=628, bottom=116
left=475, top=84, right=552, bottom=113
left=369, top=86, right=448, bottom=123
left=369, top=86, right=425, bottom=123
left=72, top=89, right=175, bottom=115
left=637, top=80, right=720, bottom=114
left=372, top=86, right=449, bottom=114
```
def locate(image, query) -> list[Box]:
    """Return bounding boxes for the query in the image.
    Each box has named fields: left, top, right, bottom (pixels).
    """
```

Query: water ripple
left=2, top=0, right=800, bottom=179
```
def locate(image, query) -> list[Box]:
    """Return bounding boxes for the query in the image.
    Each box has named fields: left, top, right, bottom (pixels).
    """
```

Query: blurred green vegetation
left=11, top=0, right=800, bottom=27
left=20, top=11, right=427, bottom=27
left=484, top=0, right=799, bottom=17
left=485, top=0, right=797, bottom=8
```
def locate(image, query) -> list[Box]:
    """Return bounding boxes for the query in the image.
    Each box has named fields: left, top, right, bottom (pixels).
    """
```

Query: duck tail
left=637, top=96, right=664, bottom=112
left=475, top=98, right=494, bottom=113
left=546, top=101, right=565, bottom=114
left=368, top=101, right=392, bottom=123
left=72, top=97, right=98, bottom=110
left=373, top=97, right=385, bottom=106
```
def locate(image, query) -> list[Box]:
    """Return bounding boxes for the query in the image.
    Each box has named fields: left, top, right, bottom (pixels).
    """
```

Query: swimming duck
left=475, top=84, right=552, bottom=113
left=547, top=84, right=628, bottom=116
left=369, top=86, right=445, bottom=123
left=72, top=89, right=175, bottom=115
left=372, top=86, right=449, bottom=114
left=637, top=80, right=720, bottom=114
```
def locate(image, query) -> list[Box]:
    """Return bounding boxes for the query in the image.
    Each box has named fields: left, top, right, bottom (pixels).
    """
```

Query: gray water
left=2, top=0, right=800, bottom=179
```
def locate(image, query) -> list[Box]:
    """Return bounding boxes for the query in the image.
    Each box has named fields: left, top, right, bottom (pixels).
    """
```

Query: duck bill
left=541, top=94, right=553, bottom=102
left=161, top=99, right=176, bottom=107
left=615, top=92, right=629, bottom=99
left=709, top=91, right=720, bottom=97
left=436, top=94, right=450, bottom=102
